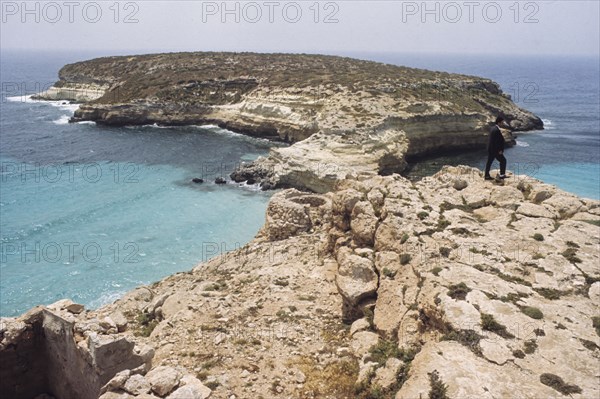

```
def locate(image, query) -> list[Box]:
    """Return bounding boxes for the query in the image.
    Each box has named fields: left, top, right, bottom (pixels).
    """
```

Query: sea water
left=0, top=50, right=277, bottom=316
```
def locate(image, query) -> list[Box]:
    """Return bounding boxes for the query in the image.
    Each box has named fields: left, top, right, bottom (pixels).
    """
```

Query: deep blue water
left=1, top=50, right=598, bottom=317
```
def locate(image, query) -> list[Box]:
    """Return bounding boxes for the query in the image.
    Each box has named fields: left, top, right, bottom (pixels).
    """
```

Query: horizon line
left=1, top=47, right=599, bottom=59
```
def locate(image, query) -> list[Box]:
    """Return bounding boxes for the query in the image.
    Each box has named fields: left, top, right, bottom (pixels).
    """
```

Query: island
left=33, top=52, right=542, bottom=191
left=3, top=53, right=597, bottom=399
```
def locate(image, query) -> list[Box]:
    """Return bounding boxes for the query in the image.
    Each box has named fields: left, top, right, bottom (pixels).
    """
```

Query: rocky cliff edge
left=2, top=166, right=598, bottom=399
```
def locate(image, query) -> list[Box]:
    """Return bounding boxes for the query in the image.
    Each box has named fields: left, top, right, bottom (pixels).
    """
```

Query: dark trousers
left=485, top=152, right=506, bottom=176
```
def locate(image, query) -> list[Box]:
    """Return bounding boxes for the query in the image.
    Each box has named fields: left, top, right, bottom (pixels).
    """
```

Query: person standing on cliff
left=484, top=116, right=511, bottom=180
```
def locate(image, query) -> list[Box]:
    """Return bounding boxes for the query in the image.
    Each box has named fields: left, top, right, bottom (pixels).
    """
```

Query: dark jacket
left=487, top=124, right=505, bottom=154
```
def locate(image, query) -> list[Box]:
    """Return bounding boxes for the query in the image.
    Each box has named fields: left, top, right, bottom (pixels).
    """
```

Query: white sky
left=1, top=0, right=599, bottom=56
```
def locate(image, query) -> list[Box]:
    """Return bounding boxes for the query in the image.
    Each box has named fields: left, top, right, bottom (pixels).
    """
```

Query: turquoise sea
left=1, top=51, right=598, bottom=316
left=0, top=51, right=277, bottom=316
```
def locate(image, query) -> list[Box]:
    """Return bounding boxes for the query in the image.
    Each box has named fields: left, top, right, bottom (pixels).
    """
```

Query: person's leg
left=497, top=154, right=507, bottom=175
left=484, top=153, right=495, bottom=177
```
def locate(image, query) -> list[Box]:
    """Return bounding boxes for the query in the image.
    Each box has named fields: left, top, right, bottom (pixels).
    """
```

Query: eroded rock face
left=5, top=166, right=598, bottom=399
left=286, top=166, right=597, bottom=398
left=41, top=52, right=542, bottom=191
left=32, top=83, right=108, bottom=102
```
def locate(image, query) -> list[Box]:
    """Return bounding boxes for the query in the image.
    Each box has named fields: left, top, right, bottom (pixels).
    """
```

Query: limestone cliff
left=36, top=52, right=543, bottom=192
left=2, top=166, right=598, bottom=399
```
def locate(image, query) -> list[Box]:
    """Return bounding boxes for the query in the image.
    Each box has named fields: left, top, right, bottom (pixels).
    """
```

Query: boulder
left=110, top=311, right=128, bottom=332
left=335, top=247, right=378, bottom=320
left=350, top=331, right=380, bottom=358
left=99, top=317, right=117, bottom=332
left=167, top=384, right=212, bottom=399
left=530, top=187, right=554, bottom=203
left=101, top=370, right=131, bottom=394
left=333, top=189, right=363, bottom=216
left=123, top=374, right=151, bottom=395
left=374, top=217, right=405, bottom=253
left=87, top=334, right=135, bottom=368
left=47, top=299, right=75, bottom=312
left=488, top=185, right=524, bottom=206
left=146, top=366, right=182, bottom=397
left=367, top=188, right=386, bottom=212
left=66, top=303, right=85, bottom=314
left=167, top=375, right=211, bottom=399
left=350, top=201, right=378, bottom=246
left=350, top=318, right=371, bottom=336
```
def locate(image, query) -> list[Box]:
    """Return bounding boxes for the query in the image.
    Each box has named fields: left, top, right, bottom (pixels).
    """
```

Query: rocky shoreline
left=6, top=53, right=597, bottom=399
left=32, top=52, right=543, bottom=192
left=2, top=166, right=599, bottom=399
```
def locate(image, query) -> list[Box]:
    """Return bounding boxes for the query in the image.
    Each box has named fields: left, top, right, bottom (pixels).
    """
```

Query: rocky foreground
left=2, top=166, right=599, bottom=399
left=34, top=52, right=542, bottom=192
